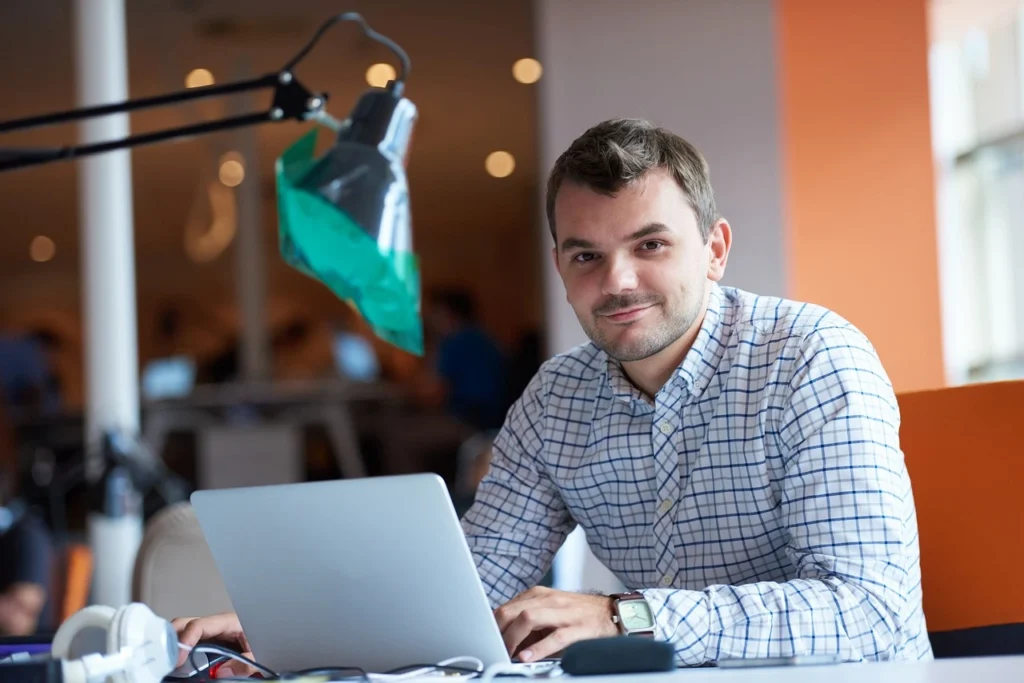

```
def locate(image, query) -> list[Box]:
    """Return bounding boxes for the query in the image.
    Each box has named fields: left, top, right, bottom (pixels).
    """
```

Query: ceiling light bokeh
left=30, top=235, right=56, bottom=262
left=365, top=63, right=397, bottom=88
left=218, top=151, right=245, bottom=187
left=512, top=58, right=543, bottom=84
left=185, top=68, right=215, bottom=88
left=485, top=151, right=516, bottom=178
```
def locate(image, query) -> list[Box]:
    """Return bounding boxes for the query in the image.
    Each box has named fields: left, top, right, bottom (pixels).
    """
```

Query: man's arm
left=638, top=325, right=928, bottom=665
left=461, top=372, right=575, bottom=607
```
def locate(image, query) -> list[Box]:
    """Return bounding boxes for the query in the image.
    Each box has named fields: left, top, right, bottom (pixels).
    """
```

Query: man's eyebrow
left=560, top=237, right=595, bottom=252
left=559, top=223, right=670, bottom=253
left=626, top=223, right=670, bottom=241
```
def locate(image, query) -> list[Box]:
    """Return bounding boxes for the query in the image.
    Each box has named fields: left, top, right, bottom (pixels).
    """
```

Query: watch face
left=619, top=599, right=654, bottom=630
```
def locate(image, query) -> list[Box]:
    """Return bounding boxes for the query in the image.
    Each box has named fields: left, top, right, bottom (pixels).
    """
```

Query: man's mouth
left=602, top=304, right=654, bottom=323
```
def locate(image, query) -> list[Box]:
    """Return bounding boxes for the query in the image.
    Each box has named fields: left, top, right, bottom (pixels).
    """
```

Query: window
left=930, top=1, right=1024, bottom=383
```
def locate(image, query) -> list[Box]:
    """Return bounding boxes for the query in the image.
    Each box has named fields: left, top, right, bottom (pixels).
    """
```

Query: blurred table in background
left=12, top=376, right=475, bottom=539
left=143, top=377, right=407, bottom=487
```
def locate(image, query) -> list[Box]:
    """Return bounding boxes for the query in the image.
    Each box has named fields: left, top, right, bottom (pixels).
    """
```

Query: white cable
left=178, top=644, right=487, bottom=681
left=373, top=656, right=484, bottom=681
left=177, top=642, right=277, bottom=678
left=384, top=669, right=433, bottom=681
left=480, top=661, right=563, bottom=683
left=437, top=656, right=484, bottom=672
left=479, top=663, right=524, bottom=683
left=196, top=646, right=276, bottom=676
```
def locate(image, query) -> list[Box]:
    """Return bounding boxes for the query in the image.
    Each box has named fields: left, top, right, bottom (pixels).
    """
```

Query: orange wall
left=778, top=0, right=945, bottom=393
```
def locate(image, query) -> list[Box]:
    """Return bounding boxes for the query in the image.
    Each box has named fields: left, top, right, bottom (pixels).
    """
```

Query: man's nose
left=602, top=256, right=638, bottom=295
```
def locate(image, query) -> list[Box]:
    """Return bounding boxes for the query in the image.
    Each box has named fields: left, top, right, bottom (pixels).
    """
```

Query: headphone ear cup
left=108, top=603, right=177, bottom=683
left=52, top=605, right=118, bottom=659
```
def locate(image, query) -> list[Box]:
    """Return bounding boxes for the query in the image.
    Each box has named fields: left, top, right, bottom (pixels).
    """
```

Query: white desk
left=576, top=656, right=1024, bottom=682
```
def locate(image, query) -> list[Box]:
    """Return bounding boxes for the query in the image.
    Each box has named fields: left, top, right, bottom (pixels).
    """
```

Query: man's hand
left=171, top=612, right=254, bottom=678
left=493, top=587, right=619, bottom=662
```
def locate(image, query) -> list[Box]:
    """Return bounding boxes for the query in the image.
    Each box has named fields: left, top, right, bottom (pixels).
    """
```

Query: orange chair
left=46, top=542, right=93, bottom=628
left=897, top=380, right=1024, bottom=656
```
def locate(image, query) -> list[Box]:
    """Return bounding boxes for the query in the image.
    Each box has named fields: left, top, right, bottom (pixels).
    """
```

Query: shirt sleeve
left=460, top=371, right=575, bottom=607
left=638, top=325, right=926, bottom=665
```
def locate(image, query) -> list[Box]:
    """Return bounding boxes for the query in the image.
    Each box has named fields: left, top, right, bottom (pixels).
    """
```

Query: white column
left=232, top=61, right=271, bottom=382
left=73, top=0, right=143, bottom=608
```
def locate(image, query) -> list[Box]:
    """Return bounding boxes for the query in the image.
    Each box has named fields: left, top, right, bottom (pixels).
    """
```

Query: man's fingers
left=517, top=627, right=579, bottom=663
left=501, top=607, right=565, bottom=656
left=216, top=656, right=257, bottom=679
left=494, top=601, right=527, bottom=632
left=495, top=588, right=559, bottom=630
left=175, top=619, right=203, bottom=666
left=169, top=617, right=192, bottom=630
left=171, top=614, right=247, bottom=667
left=506, top=586, right=551, bottom=606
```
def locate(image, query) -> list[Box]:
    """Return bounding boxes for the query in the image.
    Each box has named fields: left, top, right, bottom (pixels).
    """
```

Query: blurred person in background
left=0, top=328, right=63, bottom=421
left=152, top=306, right=186, bottom=360
left=0, top=401, right=53, bottom=636
left=419, top=288, right=509, bottom=433
left=504, top=329, right=543, bottom=413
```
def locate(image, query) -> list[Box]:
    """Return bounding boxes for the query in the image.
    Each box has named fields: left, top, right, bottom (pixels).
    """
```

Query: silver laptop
left=190, top=473, right=516, bottom=674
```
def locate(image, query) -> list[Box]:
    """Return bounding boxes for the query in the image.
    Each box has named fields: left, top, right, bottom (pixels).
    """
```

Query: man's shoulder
left=534, top=342, right=606, bottom=390
left=511, top=342, right=605, bottom=406
left=721, top=286, right=868, bottom=350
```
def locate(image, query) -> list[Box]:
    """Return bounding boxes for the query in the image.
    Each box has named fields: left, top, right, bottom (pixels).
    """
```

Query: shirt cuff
left=639, top=588, right=714, bottom=666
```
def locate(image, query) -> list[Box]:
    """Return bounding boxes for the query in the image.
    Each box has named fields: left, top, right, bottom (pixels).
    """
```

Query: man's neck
left=620, top=294, right=710, bottom=401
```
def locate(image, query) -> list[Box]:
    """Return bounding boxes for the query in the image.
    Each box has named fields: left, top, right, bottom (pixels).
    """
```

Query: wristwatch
left=610, top=592, right=656, bottom=637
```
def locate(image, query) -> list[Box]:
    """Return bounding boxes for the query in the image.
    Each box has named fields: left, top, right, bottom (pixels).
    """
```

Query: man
left=174, top=119, right=932, bottom=671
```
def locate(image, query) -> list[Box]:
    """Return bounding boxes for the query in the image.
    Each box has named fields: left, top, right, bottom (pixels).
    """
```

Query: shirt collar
left=600, top=282, right=729, bottom=404
left=674, top=282, right=727, bottom=397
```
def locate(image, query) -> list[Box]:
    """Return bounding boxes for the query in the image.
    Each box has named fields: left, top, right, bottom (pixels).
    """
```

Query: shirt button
left=660, top=574, right=673, bottom=587
left=658, top=499, right=673, bottom=514
left=658, top=421, right=673, bottom=435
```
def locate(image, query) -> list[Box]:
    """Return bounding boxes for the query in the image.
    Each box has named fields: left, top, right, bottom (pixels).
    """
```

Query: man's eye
left=640, top=241, right=663, bottom=252
left=573, top=253, right=596, bottom=263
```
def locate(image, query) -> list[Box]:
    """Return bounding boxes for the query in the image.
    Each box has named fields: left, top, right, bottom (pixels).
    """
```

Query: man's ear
left=706, top=219, right=732, bottom=282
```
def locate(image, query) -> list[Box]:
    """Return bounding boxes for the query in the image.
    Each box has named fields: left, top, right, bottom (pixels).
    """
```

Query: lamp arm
left=0, top=71, right=325, bottom=172
left=0, top=73, right=278, bottom=134
left=0, top=12, right=409, bottom=172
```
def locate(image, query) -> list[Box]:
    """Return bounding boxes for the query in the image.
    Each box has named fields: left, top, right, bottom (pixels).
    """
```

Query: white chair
left=131, top=502, right=234, bottom=620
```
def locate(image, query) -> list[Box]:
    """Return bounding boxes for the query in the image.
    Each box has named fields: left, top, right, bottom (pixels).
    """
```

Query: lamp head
left=277, top=84, right=422, bottom=355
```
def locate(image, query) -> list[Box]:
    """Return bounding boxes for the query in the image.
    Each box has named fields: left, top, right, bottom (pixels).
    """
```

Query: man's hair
left=545, top=118, right=718, bottom=243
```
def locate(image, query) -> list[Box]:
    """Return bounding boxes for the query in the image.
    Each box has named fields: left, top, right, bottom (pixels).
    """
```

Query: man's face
left=553, top=169, right=721, bottom=363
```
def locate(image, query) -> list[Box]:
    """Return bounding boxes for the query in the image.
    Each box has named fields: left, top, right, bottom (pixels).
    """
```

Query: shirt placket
left=649, top=397, right=682, bottom=589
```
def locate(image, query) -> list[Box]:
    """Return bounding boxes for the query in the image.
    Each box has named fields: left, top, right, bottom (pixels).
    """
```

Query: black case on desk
left=0, top=659, right=64, bottom=683
left=561, top=636, right=676, bottom=675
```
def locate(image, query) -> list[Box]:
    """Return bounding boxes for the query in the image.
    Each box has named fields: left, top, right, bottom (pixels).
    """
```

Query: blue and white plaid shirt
left=462, top=283, right=932, bottom=665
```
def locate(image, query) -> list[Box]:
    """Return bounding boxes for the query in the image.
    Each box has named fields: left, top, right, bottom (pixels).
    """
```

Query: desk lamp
left=0, top=11, right=421, bottom=609
left=0, top=12, right=422, bottom=355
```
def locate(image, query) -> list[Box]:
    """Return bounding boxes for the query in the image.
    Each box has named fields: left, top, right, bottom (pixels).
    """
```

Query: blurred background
left=0, top=0, right=1021, bottom=635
